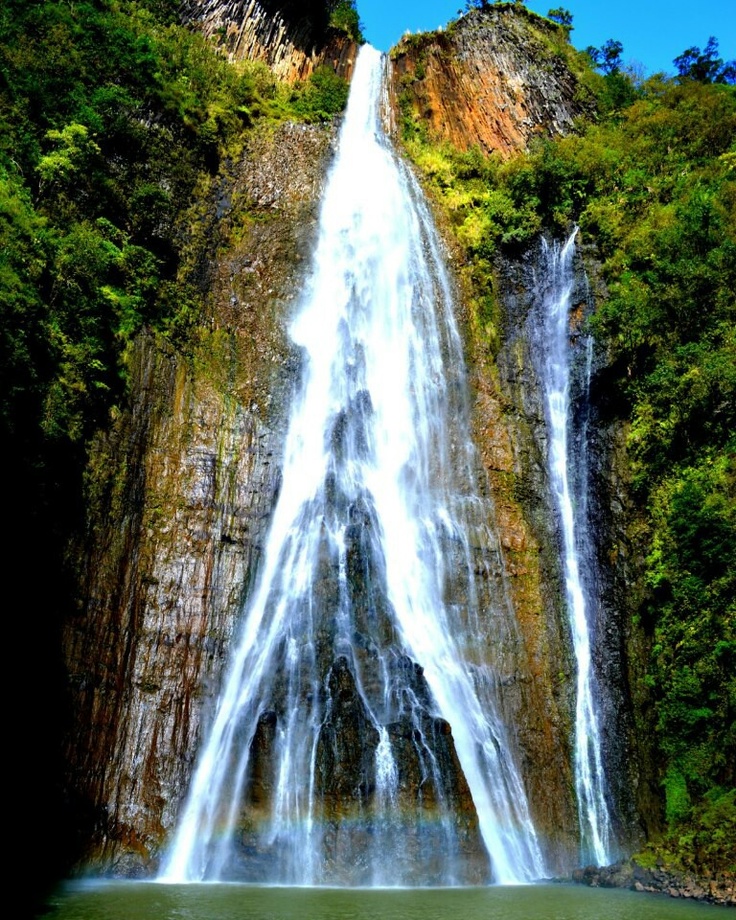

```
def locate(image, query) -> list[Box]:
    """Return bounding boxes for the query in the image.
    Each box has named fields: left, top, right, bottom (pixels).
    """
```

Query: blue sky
left=357, top=0, right=736, bottom=78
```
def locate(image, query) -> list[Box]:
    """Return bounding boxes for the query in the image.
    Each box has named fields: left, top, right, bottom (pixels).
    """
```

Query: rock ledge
left=568, top=860, right=735, bottom=907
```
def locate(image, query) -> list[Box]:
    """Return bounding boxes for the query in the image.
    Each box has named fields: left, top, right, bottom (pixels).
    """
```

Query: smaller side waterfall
left=535, top=232, right=613, bottom=866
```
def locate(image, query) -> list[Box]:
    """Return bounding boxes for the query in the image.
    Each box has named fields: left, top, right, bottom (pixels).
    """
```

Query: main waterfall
left=534, top=234, right=613, bottom=866
left=161, top=45, right=545, bottom=887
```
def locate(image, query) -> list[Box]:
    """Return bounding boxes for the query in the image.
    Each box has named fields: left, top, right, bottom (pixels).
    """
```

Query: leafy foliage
left=547, top=7, right=573, bottom=31
left=328, top=0, right=364, bottom=43
left=586, top=39, right=624, bottom=74
left=288, top=66, right=350, bottom=121
left=0, top=0, right=349, bottom=450
left=674, top=36, right=736, bottom=85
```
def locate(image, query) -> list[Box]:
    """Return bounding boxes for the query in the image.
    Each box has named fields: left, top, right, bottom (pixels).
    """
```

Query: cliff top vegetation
left=0, top=0, right=349, bottom=451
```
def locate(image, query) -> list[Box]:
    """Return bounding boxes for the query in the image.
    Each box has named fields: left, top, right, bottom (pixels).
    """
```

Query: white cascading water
left=160, top=45, right=545, bottom=887
left=536, top=232, right=612, bottom=866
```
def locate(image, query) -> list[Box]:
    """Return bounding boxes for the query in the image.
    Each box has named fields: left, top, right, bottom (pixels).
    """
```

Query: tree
left=674, top=36, right=736, bottom=84
left=328, top=1, right=364, bottom=43
left=547, top=7, right=573, bottom=31
left=586, top=39, right=624, bottom=75
left=36, top=124, right=100, bottom=195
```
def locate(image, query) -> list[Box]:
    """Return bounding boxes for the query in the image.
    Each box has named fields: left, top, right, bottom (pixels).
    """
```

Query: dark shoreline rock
left=565, top=860, right=735, bottom=907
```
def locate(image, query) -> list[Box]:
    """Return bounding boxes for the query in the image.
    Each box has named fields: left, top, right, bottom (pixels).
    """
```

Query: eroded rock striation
left=63, top=120, right=338, bottom=875
left=180, top=0, right=357, bottom=81
left=61, top=1, right=647, bottom=884
left=389, top=5, right=594, bottom=157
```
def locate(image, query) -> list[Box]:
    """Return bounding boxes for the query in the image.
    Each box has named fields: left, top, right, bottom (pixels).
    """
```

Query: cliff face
left=385, top=3, right=650, bottom=859
left=389, top=6, right=594, bottom=157
left=61, top=3, right=646, bottom=882
left=180, top=0, right=357, bottom=81
left=63, top=121, right=338, bottom=874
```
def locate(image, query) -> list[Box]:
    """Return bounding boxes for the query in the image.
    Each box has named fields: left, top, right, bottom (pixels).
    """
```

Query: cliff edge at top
left=180, top=0, right=358, bottom=81
left=389, top=3, right=595, bottom=158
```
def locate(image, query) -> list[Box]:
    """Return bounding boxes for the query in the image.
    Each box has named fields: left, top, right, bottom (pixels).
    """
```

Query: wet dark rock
left=570, top=860, right=735, bottom=907
left=316, top=657, right=380, bottom=809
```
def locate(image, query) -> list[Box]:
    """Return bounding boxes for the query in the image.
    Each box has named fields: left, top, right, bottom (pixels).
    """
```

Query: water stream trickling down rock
left=531, top=233, right=613, bottom=866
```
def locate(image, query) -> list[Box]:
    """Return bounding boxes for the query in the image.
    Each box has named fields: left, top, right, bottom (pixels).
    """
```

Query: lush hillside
left=399, top=5, right=735, bottom=876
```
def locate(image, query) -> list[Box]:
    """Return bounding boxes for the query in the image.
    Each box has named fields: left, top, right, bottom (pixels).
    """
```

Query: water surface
left=43, top=882, right=714, bottom=920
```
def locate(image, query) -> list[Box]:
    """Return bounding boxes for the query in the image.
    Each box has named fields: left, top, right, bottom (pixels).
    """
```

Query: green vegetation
left=547, top=8, right=573, bottom=33
left=674, top=36, right=736, bottom=84
left=290, top=66, right=351, bottom=121
left=328, top=0, right=364, bottom=43
left=398, top=13, right=735, bottom=875
left=0, top=0, right=348, bottom=454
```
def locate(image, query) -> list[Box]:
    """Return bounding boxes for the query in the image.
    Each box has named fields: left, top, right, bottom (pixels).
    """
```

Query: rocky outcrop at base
left=571, top=860, right=735, bottom=907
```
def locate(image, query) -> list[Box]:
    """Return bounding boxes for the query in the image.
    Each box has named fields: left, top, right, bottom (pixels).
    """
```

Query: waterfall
left=535, top=232, right=612, bottom=866
left=160, top=45, right=545, bottom=887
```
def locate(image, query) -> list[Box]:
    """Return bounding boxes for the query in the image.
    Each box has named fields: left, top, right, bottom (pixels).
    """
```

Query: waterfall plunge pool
left=42, top=881, right=714, bottom=919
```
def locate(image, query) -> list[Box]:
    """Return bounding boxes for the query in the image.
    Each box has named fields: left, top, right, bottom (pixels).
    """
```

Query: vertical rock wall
left=456, top=249, right=581, bottom=870
left=63, top=121, right=338, bottom=875
left=488, top=242, right=647, bottom=859
left=61, top=2, right=648, bottom=880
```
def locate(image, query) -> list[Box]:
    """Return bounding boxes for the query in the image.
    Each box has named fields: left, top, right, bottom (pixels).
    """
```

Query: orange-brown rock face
left=389, top=6, right=593, bottom=158
left=180, top=0, right=357, bottom=81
